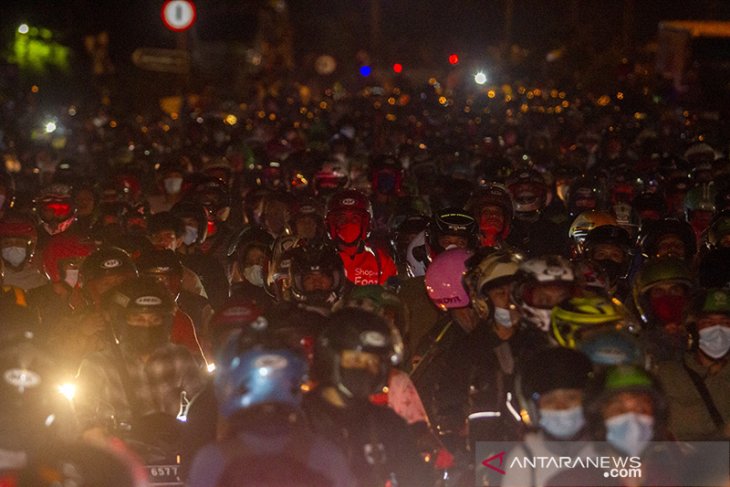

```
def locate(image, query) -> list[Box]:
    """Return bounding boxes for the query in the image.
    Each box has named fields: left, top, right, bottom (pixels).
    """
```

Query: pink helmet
left=425, top=248, right=473, bottom=310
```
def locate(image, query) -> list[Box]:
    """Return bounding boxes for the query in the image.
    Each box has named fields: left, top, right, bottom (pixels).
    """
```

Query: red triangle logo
left=482, top=451, right=507, bottom=475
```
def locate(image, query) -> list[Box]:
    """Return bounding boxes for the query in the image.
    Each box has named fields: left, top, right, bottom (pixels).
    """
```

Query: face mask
left=605, top=412, right=654, bottom=456
left=183, top=226, right=198, bottom=246
left=494, top=307, right=513, bottom=328
left=163, top=177, right=183, bottom=195
left=528, top=307, right=553, bottom=333
left=338, top=368, right=382, bottom=400
left=539, top=406, right=586, bottom=439
left=650, top=295, right=687, bottom=325
left=2, top=246, right=27, bottom=268
left=698, top=325, right=730, bottom=359
left=336, top=222, right=361, bottom=245
left=596, top=260, right=623, bottom=284
left=243, top=264, right=265, bottom=288
left=121, top=324, right=169, bottom=357
left=64, top=269, right=79, bottom=288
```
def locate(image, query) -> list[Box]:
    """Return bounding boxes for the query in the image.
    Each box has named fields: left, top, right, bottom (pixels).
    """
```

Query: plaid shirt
left=74, top=343, right=206, bottom=432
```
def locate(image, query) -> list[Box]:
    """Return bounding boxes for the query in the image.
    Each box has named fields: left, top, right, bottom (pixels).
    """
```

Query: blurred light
left=58, top=383, right=76, bottom=401
left=44, top=121, right=57, bottom=133
left=448, top=54, right=459, bottom=65
left=487, top=90, right=496, bottom=98
left=359, top=65, right=372, bottom=77
left=31, top=85, right=39, bottom=93
left=18, top=24, right=29, bottom=34
left=393, top=63, right=403, bottom=74
left=224, top=114, right=238, bottom=126
left=68, top=106, right=77, bottom=116
left=206, top=363, right=216, bottom=373
left=474, top=72, right=487, bottom=85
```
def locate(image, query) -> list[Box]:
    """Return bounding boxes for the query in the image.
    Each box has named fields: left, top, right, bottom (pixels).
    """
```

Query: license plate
left=145, top=465, right=182, bottom=486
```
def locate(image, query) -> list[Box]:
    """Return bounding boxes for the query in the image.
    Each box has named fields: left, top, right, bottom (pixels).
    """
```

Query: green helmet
left=691, top=288, right=730, bottom=316
left=632, top=257, right=695, bottom=324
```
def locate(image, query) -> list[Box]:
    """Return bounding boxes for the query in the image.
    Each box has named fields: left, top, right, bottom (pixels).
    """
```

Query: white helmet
left=405, top=229, right=430, bottom=278
left=511, top=255, right=575, bottom=332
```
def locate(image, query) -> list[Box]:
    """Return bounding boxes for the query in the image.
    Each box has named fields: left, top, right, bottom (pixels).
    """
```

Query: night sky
left=2, top=1, right=729, bottom=73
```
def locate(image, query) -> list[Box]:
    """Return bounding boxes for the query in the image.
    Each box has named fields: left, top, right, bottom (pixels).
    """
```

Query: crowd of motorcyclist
left=0, top=67, right=729, bottom=486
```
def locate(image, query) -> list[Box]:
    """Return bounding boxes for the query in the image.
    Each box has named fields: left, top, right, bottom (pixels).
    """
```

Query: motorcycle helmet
left=638, top=218, right=697, bottom=260
left=632, top=257, right=695, bottom=325
left=215, top=333, right=308, bottom=418
left=465, top=184, right=514, bottom=243
left=313, top=308, right=402, bottom=399
left=34, top=184, right=76, bottom=236
left=551, top=296, right=624, bottom=349
left=424, top=247, right=473, bottom=310
left=42, top=234, right=95, bottom=285
left=288, top=243, right=346, bottom=308
left=512, top=255, right=576, bottom=332
left=426, top=207, right=478, bottom=254
left=325, top=189, right=372, bottom=246
left=705, top=209, right=730, bottom=250
left=568, top=210, right=617, bottom=256
left=517, top=346, right=592, bottom=427
left=464, top=250, right=522, bottom=319
left=0, top=211, right=38, bottom=269
left=506, top=169, right=548, bottom=220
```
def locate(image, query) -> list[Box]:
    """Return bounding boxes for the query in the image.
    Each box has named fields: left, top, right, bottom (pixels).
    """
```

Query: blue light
left=359, top=65, right=372, bottom=77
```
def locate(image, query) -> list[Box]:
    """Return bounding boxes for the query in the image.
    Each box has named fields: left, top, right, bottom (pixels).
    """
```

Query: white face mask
left=64, top=268, right=79, bottom=288
left=2, top=246, right=27, bottom=268
left=698, top=325, right=730, bottom=359
left=539, top=406, right=586, bottom=439
left=605, top=412, right=654, bottom=456
left=183, top=226, right=198, bottom=246
left=163, top=177, right=183, bottom=195
left=243, top=264, right=265, bottom=287
left=494, top=307, right=513, bottom=328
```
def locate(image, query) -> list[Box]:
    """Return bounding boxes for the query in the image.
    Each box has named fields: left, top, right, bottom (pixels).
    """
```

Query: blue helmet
left=577, top=329, right=644, bottom=367
left=215, top=335, right=308, bottom=418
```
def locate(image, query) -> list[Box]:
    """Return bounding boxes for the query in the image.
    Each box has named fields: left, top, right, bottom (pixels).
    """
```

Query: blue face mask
left=605, top=412, right=654, bottom=456
left=183, top=226, right=198, bottom=246
left=494, top=307, right=513, bottom=328
left=539, top=405, right=585, bottom=439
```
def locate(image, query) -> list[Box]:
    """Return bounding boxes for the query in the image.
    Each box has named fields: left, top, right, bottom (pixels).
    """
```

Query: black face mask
left=596, top=259, right=623, bottom=284
left=338, top=368, right=383, bottom=400
left=121, top=325, right=170, bottom=357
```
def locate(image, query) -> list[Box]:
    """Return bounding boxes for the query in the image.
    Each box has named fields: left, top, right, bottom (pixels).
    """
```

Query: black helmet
left=426, top=207, right=478, bottom=253
left=567, top=176, right=607, bottom=217
left=638, top=218, right=697, bottom=260
left=105, top=276, right=176, bottom=340
left=517, top=346, right=592, bottom=427
left=314, top=308, right=403, bottom=399
left=584, top=225, right=633, bottom=254
left=288, top=243, right=346, bottom=308
left=136, top=249, right=184, bottom=277
left=80, top=246, right=138, bottom=283
left=192, top=177, right=231, bottom=218
left=171, top=200, right=209, bottom=245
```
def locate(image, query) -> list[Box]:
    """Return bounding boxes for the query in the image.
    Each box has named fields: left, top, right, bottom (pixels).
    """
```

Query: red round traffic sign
left=161, top=0, right=197, bottom=32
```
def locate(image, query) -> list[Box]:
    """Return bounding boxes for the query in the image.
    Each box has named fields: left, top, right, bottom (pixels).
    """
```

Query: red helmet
left=325, top=189, right=372, bottom=244
left=209, top=296, right=263, bottom=347
left=42, top=234, right=96, bottom=283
